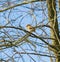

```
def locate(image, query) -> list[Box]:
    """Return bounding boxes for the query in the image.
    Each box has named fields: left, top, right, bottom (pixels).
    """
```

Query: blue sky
left=0, top=0, right=57, bottom=62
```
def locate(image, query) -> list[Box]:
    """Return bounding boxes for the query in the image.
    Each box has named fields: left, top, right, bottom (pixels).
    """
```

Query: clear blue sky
left=0, top=0, right=56, bottom=62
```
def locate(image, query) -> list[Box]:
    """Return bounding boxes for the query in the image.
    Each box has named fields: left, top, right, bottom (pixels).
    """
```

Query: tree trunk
left=46, top=0, right=60, bottom=62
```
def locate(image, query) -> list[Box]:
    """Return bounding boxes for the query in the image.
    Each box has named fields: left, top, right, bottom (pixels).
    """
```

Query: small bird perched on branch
left=26, top=24, right=35, bottom=32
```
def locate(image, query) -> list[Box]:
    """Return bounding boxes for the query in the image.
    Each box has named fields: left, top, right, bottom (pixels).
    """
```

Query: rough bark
left=46, top=0, right=60, bottom=62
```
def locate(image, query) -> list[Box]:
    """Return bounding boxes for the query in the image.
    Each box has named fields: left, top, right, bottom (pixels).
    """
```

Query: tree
left=0, top=0, right=60, bottom=62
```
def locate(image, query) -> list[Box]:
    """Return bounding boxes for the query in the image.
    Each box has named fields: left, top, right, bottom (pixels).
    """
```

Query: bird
left=26, top=24, right=35, bottom=32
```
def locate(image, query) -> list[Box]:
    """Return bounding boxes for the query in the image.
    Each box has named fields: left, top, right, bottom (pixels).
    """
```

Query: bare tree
left=0, top=0, right=60, bottom=62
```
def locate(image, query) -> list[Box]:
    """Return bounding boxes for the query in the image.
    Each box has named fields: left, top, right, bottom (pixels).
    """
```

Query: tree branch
left=0, top=0, right=46, bottom=12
